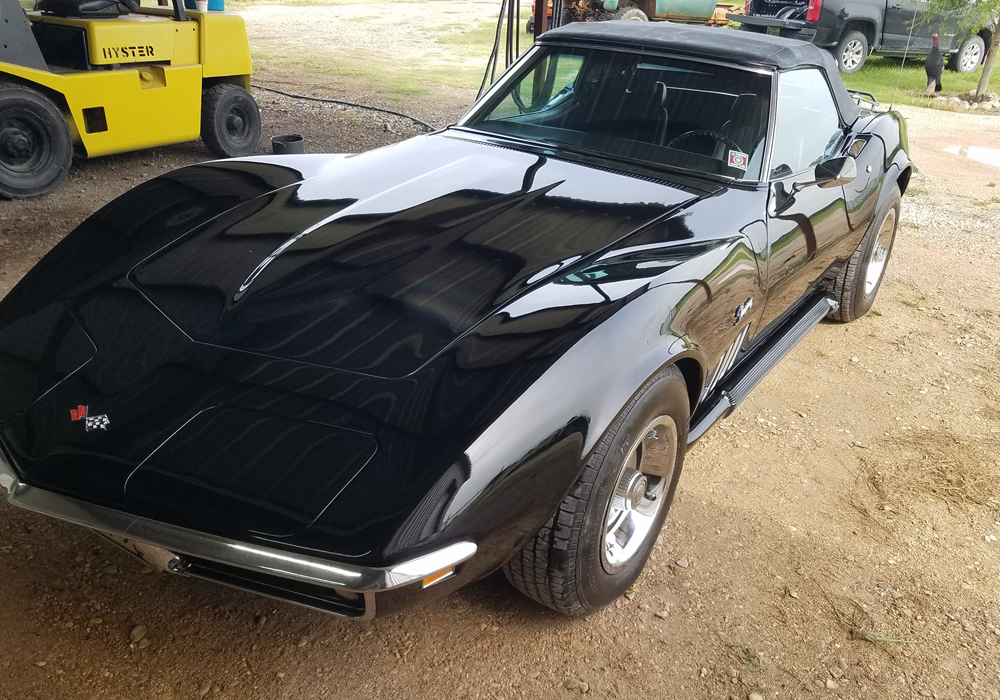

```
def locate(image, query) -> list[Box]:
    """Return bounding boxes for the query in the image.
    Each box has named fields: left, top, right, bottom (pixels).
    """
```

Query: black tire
left=525, top=16, right=534, bottom=34
left=614, top=6, right=649, bottom=20
left=504, top=366, right=689, bottom=615
left=828, top=184, right=901, bottom=323
left=201, top=83, right=261, bottom=159
left=834, top=30, right=869, bottom=73
left=0, top=85, right=72, bottom=199
left=947, top=35, right=985, bottom=73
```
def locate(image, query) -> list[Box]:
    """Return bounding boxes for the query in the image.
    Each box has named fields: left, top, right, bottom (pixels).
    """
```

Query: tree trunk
left=977, top=29, right=1000, bottom=98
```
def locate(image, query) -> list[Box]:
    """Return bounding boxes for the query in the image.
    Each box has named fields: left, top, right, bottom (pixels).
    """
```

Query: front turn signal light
left=421, top=567, right=455, bottom=588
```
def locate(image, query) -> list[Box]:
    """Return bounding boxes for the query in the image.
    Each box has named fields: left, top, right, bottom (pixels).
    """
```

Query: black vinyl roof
left=540, top=22, right=860, bottom=124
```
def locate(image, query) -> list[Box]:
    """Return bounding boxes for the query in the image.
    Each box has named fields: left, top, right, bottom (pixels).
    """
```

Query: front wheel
left=0, top=85, right=73, bottom=199
left=947, top=35, right=985, bottom=73
left=834, top=30, right=869, bottom=73
left=503, top=366, right=689, bottom=615
left=201, top=83, right=262, bottom=159
left=828, top=184, right=901, bottom=323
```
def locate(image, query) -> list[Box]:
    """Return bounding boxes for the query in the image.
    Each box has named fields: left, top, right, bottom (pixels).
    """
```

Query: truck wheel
left=0, top=85, right=72, bottom=199
left=525, top=16, right=534, bottom=33
left=947, top=35, right=985, bottom=73
left=827, top=185, right=900, bottom=323
left=503, top=366, right=688, bottom=616
left=834, top=30, right=869, bottom=73
left=201, top=83, right=261, bottom=159
left=614, top=6, right=649, bottom=20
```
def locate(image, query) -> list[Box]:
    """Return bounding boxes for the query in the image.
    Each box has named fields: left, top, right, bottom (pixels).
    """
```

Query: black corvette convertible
left=0, top=23, right=910, bottom=619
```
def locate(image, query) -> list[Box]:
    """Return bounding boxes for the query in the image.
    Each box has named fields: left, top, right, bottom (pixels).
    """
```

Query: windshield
left=464, top=46, right=772, bottom=181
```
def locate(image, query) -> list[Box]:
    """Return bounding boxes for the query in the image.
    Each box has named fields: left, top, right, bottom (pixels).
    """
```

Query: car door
left=759, top=68, right=852, bottom=329
left=882, top=0, right=935, bottom=52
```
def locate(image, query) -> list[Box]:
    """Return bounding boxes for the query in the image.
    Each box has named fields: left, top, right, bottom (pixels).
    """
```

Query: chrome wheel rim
left=864, top=208, right=895, bottom=297
left=962, top=44, right=981, bottom=71
left=601, top=415, right=677, bottom=574
left=842, top=40, right=864, bottom=70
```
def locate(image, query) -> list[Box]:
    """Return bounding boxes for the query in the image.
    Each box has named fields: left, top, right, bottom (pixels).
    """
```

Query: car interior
left=471, top=48, right=773, bottom=180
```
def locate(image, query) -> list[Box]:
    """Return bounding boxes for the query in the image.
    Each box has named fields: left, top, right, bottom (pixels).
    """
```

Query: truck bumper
left=728, top=14, right=818, bottom=43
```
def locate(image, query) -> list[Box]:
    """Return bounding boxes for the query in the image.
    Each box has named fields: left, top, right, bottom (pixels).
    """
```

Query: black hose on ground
left=250, top=83, right=437, bottom=131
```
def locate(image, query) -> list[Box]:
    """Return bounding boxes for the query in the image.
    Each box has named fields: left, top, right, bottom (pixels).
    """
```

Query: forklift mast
left=0, top=0, right=48, bottom=70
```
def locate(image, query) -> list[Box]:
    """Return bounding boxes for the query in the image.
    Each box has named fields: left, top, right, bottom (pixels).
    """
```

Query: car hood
left=127, top=133, right=703, bottom=378
left=0, top=132, right=714, bottom=557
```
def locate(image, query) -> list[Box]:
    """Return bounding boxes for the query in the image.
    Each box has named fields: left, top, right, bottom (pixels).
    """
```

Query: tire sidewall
left=836, top=31, right=869, bottom=73
left=574, top=371, right=689, bottom=610
left=208, top=86, right=261, bottom=158
left=952, top=36, right=985, bottom=73
left=0, top=87, right=73, bottom=198
left=614, top=7, right=649, bottom=20
left=852, top=186, right=901, bottom=318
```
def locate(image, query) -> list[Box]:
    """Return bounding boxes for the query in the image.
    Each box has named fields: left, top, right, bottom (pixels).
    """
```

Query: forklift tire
left=201, top=83, right=261, bottom=159
left=0, top=85, right=72, bottom=199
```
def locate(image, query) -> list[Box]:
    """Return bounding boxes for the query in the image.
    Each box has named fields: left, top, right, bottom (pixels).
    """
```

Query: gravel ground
left=1, top=12, right=1000, bottom=700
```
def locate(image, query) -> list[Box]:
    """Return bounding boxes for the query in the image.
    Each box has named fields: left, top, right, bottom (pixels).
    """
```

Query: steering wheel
left=665, top=130, right=742, bottom=162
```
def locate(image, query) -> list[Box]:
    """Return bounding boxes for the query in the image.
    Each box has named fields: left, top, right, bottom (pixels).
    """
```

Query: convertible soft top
left=540, top=21, right=861, bottom=125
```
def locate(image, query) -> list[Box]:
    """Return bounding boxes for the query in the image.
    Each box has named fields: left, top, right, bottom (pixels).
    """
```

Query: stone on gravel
left=655, top=610, right=670, bottom=619
left=129, top=625, right=147, bottom=644
left=675, top=558, right=689, bottom=568
left=826, top=678, right=839, bottom=690
left=198, top=680, right=212, bottom=696
left=564, top=678, right=589, bottom=693
left=748, top=693, right=764, bottom=700
left=295, top=635, right=309, bottom=648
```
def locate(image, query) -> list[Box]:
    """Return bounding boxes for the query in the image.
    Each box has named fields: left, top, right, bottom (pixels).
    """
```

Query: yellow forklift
left=0, top=0, right=260, bottom=198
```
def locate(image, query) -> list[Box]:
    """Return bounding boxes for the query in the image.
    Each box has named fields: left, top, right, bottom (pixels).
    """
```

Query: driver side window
left=769, top=69, right=844, bottom=179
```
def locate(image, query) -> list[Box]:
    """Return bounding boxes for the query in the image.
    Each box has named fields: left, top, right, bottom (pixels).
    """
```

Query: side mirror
left=792, top=156, right=858, bottom=192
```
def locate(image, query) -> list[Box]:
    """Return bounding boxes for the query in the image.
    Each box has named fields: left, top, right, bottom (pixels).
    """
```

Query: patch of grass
left=825, top=593, right=917, bottom=657
left=988, top=182, right=997, bottom=188
left=346, top=14, right=379, bottom=22
left=901, top=290, right=928, bottom=307
left=251, top=41, right=484, bottom=95
left=738, top=647, right=763, bottom=669
left=868, top=307, right=883, bottom=316
left=865, top=432, right=1000, bottom=509
left=843, top=55, right=1000, bottom=112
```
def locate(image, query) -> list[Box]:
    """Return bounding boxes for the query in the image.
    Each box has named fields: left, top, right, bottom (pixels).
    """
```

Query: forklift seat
left=35, top=0, right=138, bottom=17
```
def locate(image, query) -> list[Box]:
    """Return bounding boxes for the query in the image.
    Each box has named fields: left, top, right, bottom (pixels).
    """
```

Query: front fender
left=428, top=216, right=765, bottom=579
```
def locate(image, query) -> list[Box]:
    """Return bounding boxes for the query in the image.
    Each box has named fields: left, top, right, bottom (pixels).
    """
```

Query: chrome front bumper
left=0, top=454, right=475, bottom=619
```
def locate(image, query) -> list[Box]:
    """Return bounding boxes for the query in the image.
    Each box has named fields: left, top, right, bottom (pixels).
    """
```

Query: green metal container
left=603, top=0, right=718, bottom=22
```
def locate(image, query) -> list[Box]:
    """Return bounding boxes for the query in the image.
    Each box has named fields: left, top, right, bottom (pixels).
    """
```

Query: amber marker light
left=421, top=568, right=455, bottom=588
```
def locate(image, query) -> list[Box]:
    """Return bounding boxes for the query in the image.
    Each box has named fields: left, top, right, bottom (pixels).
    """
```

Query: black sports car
left=0, top=23, right=910, bottom=619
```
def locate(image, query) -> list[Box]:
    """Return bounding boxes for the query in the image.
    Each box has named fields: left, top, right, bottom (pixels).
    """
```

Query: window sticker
left=728, top=150, right=749, bottom=170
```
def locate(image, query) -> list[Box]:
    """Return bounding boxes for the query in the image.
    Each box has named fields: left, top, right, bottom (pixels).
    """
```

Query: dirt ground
left=2, top=8, right=1000, bottom=700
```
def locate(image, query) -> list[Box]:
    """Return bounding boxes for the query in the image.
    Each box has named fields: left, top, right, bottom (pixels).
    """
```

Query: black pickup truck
left=730, top=0, right=993, bottom=73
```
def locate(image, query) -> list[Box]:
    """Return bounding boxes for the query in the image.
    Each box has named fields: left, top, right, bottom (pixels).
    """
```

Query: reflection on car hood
left=130, top=134, right=703, bottom=378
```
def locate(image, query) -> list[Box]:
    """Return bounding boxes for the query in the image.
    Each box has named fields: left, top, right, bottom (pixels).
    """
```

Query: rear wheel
left=503, top=366, right=689, bottom=615
left=0, top=85, right=72, bottom=199
left=614, top=6, right=649, bottom=20
left=834, top=30, right=869, bottom=73
left=828, top=185, right=901, bottom=323
left=947, top=35, right=985, bottom=73
left=201, top=83, right=261, bottom=159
